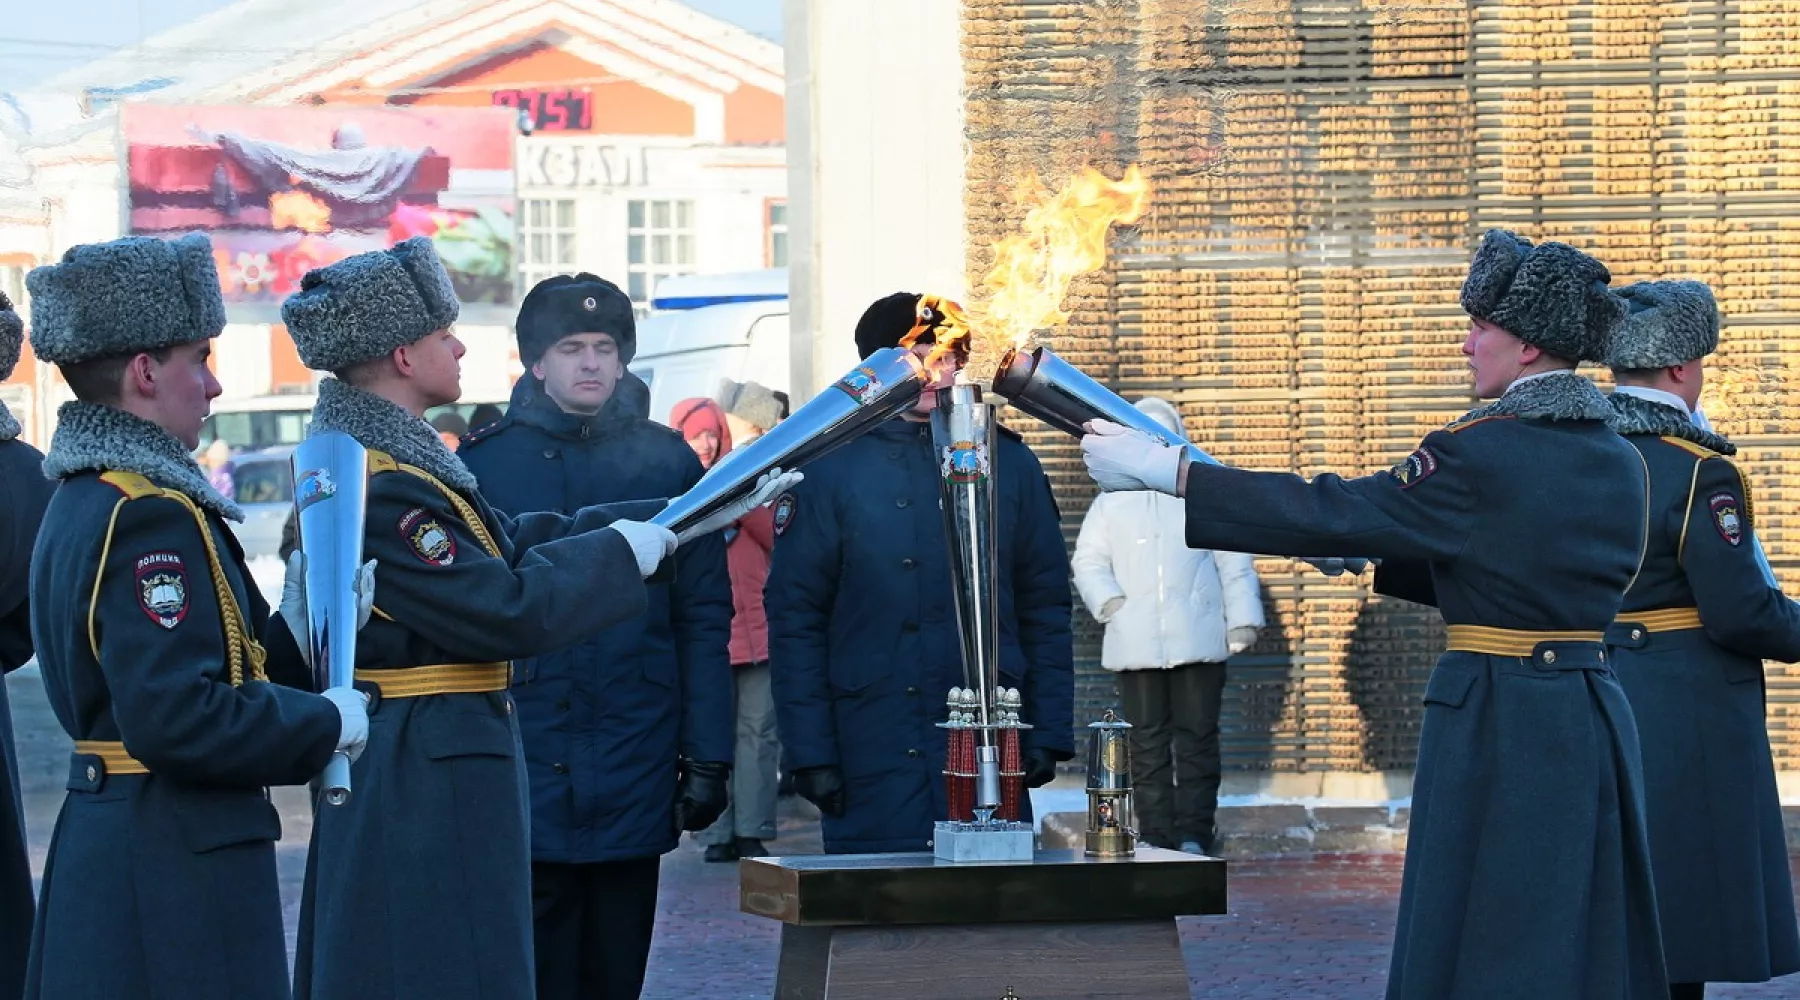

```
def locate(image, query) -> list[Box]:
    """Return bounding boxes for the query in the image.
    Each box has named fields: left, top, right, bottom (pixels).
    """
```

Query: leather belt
left=353, top=662, right=510, bottom=699
left=72, top=740, right=149, bottom=777
left=1445, top=625, right=1606, bottom=657
left=1614, top=607, right=1703, bottom=635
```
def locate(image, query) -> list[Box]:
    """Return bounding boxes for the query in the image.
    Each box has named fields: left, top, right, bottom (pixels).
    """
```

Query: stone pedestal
left=740, top=847, right=1226, bottom=999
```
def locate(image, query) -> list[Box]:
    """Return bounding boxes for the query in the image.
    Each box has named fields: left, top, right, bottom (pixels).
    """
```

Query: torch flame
left=898, top=294, right=976, bottom=369
left=896, top=165, right=1149, bottom=384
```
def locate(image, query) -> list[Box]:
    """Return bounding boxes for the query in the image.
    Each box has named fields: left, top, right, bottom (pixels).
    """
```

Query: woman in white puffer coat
left=1071, top=396, right=1265, bottom=854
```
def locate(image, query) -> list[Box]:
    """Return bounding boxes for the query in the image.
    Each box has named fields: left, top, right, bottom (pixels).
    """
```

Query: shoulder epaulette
left=458, top=418, right=509, bottom=451
left=1445, top=414, right=1516, bottom=434
left=1657, top=435, right=1723, bottom=460
left=366, top=450, right=401, bottom=476
left=996, top=422, right=1024, bottom=442
left=99, top=470, right=164, bottom=500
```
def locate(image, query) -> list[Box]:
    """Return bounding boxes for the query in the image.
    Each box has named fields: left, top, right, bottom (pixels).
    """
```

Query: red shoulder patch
left=398, top=507, right=458, bottom=566
left=134, top=551, right=189, bottom=629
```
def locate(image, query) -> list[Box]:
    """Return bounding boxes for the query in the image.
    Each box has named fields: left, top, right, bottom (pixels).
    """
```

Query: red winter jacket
left=727, top=505, right=774, bottom=665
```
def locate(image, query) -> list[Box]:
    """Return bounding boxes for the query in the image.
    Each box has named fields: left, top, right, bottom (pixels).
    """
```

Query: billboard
left=124, top=104, right=516, bottom=305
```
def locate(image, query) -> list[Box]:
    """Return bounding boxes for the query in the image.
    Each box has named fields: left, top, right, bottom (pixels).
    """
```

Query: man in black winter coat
left=461, top=274, right=734, bottom=1000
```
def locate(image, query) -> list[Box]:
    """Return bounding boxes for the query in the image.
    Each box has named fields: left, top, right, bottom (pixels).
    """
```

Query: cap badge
left=583, top=296, right=598, bottom=311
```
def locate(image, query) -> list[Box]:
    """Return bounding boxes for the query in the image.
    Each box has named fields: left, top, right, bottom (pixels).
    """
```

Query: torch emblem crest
left=833, top=366, right=884, bottom=405
left=295, top=467, right=337, bottom=513
left=942, top=439, right=990, bottom=484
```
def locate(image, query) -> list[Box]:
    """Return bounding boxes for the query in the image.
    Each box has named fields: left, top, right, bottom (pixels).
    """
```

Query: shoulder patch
left=134, top=551, right=189, bottom=629
left=772, top=492, right=797, bottom=537
left=1388, top=446, right=1439, bottom=489
left=1709, top=491, right=1744, bottom=546
left=398, top=507, right=458, bottom=566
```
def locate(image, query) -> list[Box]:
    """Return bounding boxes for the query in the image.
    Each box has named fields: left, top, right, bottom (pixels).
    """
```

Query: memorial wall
left=961, top=0, right=1800, bottom=775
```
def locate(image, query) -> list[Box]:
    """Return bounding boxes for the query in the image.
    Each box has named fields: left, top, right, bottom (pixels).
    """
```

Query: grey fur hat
left=282, top=237, right=460, bottom=372
left=716, top=378, right=783, bottom=431
left=0, top=290, right=20, bottom=381
left=1460, top=229, right=1625, bottom=363
left=1603, top=280, right=1719, bottom=370
left=26, top=234, right=226, bottom=366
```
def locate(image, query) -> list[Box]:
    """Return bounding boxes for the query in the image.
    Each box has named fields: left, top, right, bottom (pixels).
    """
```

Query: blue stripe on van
left=650, top=293, right=788, bottom=310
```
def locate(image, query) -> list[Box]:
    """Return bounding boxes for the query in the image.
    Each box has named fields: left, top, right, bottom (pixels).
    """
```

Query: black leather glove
left=1023, top=748, right=1063, bottom=789
left=672, top=760, right=731, bottom=833
left=792, top=764, right=846, bottom=817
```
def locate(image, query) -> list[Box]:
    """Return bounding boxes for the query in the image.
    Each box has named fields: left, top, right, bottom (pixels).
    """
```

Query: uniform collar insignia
left=1606, top=391, right=1737, bottom=455
left=1451, top=370, right=1612, bottom=427
left=0, top=399, right=18, bottom=443
left=41, top=401, right=242, bottom=520
left=310, top=377, right=478, bottom=493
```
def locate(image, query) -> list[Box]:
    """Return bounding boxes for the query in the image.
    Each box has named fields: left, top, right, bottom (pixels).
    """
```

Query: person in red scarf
left=671, top=397, right=782, bottom=862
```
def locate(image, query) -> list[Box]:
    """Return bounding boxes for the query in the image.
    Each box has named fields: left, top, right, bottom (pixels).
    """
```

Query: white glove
left=609, top=520, right=680, bottom=578
left=1097, top=596, right=1125, bottom=623
left=1227, top=626, right=1259, bottom=655
left=676, top=468, right=805, bottom=545
left=280, top=553, right=379, bottom=668
left=1080, top=420, right=1184, bottom=495
left=322, top=686, right=370, bottom=762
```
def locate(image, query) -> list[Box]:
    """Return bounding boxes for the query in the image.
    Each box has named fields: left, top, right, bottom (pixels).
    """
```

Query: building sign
left=521, top=141, right=652, bottom=189
left=123, top=104, right=517, bottom=305
left=492, top=89, right=593, bottom=133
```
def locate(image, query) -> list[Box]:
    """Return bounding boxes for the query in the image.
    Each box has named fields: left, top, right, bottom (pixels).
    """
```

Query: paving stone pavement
left=10, top=668, right=1800, bottom=998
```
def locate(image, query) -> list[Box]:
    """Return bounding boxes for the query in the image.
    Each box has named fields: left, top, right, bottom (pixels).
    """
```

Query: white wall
left=784, top=0, right=967, bottom=401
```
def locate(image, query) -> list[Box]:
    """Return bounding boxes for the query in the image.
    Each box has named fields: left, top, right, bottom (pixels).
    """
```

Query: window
left=519, top=198, right=579, bottom=292
left=766, top=200, right=788, bottom=268
left=0, top=265, right=26, bottom=312
left=626, top=199, right=696, bottom=313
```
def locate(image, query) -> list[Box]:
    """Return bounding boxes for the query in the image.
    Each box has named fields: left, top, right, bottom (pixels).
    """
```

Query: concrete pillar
left=783, top=0, right=967, bottom=401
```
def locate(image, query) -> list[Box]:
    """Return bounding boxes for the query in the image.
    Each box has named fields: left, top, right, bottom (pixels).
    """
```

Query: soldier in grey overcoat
left=1080, top=230, right=1669, bottom=999
left=1605, top=280, right=1800, bottom=1000
left=277, top=238, right=787, bottom=1000
left=23, top=235, right=369, bottom=1000
left=0, top=291, right=52, bottom=1000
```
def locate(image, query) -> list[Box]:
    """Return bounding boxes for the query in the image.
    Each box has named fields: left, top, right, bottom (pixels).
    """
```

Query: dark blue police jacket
left=462, top=374, right=734, bottom=864
left=765, top=416, right=1074, bottom=854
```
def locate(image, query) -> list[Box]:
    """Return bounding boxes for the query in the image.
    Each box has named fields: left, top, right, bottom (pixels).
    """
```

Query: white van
left=632, top=269, right=789, bottom=425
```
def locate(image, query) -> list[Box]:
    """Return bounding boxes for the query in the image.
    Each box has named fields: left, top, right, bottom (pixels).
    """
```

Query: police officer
left=23, top=235, right=370, bottom=1000
left=1603, top=280, right=1800, bottom=1000
left=460, top=274, right=733, bottom=1000
left=1080, top=231, right=1667, bottom=998
left=766, top=292, right=1075, bottom=854
left=0, top=291, right=51, bottom=1000
left=279, top=239, right=783, bottom=1000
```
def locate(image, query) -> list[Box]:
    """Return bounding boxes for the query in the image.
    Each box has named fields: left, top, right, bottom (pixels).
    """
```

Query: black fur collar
left=309, top=378, right=477, bottom=493
left=1452, top=370, right=1612, bottom=427
left=42, top=401, right=241, bottom=520
left=1607, top=391, right=1736, bottom=456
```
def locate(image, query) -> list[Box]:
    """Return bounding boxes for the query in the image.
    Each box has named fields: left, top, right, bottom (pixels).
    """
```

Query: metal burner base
left=931, top=819, right=1034, bottom=863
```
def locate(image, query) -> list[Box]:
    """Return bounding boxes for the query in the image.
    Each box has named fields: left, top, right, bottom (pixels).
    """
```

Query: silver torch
left=289, top=430, right=369, bottom=806
left=992, top=345, right=1216, bottom=466
left=992, top=344, right=1367, bottom=576
left=651, top=347, right=926, bottom=538
left=930, top=373, right=1034, bottom=863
